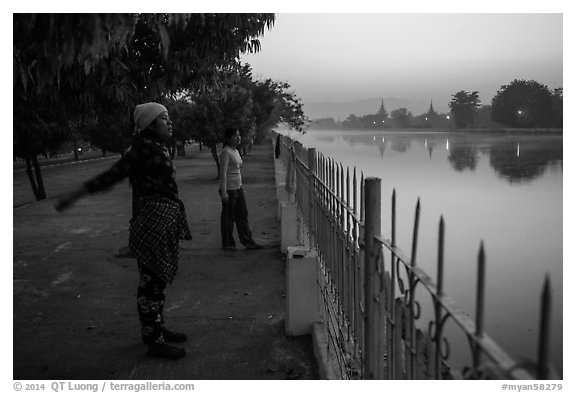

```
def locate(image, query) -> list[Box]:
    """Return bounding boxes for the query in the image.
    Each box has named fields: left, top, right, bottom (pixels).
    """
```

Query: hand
left=54, top=196, right=74, bottom=212
left=54, top=189, right=84, bottom=212
left=221, top=194, right=229, bottom=204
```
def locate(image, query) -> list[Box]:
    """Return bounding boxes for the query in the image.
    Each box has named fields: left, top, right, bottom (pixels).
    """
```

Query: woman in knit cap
left=55, top=102, right=191, bottom=360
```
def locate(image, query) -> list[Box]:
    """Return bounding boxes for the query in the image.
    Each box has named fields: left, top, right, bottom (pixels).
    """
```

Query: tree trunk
left=25, top=157, right=47, bottom=200
left=210, top=144, right=220, bottom=180
left=32, top=156, right=46, bottom=200
left=25, top=158, right=40, bottom=199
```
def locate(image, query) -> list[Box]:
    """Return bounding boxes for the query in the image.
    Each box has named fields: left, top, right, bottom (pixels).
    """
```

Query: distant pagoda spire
left=377, top=99, right=387, bottom=116
left=427, top=99, right=436, bottom=115
left=427, top=100, right=438, bottom=117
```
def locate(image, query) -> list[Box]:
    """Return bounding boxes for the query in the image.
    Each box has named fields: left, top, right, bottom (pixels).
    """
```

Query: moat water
left=279, top=128, right=563, bottom=375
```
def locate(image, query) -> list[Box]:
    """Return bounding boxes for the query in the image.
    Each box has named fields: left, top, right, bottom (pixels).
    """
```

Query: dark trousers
left=137, top=265, right=166, bottom=344
left=220, top=187, right=254, bottom=247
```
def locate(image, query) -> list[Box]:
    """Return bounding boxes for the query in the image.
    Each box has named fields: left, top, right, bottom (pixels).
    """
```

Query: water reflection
left=448, top=141, right=479, bottom=172
left=489, top=137, right=563, bottom=183
left=338, top=131, right=562, bottom=184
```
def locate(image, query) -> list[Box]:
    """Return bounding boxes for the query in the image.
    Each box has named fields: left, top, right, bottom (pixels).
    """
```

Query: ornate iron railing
left=276, top=132, right=555, bottom=380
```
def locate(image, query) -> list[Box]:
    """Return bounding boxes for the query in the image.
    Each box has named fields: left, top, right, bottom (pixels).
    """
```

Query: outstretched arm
left=55, top=147, right=134, bottom=212
left=54, top=186, right=89, bottom=212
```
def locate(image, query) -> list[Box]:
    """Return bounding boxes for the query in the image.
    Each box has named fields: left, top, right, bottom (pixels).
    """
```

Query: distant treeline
left=310, top=79, right=562, bottom=131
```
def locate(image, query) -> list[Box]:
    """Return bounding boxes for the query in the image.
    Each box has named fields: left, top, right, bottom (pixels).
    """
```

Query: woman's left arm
left=219, top=149, right=230, bottom=203
left=83, top=147, right=136, bottom=194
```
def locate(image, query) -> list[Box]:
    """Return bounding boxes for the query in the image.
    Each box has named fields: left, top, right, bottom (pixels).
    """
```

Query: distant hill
left=303, top=97, right=438, bottom=121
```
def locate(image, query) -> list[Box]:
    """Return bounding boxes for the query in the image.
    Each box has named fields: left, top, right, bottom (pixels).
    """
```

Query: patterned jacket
left=84, top=136, right=191, bottom=283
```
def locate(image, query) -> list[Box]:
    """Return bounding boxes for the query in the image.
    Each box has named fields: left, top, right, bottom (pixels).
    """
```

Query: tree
left=490, top=79, right=559, bottom=128
left=14, top=14, right=275, bottom=99
left=550, top=88, right=563, bottom=128
left=250, top=79, right=281, bottom=140
left=390, top=108, right=412, bottom=128
left=83, top=109, right=133, bottom=155
left=342, top=114, right=360, bottom=128
left=363, top=114, right=386, bottom=129
left=13, top=91, right=72, bottom=200
left=13, top=13, right=276, bottom=200
left=163, top=97, right=198, bottom=157
left=475, top=105, right=504, bottom=129
left=213, top=83, right=254, bottom=172
left=275, top=84, right=308, bottom=133
left=187, top=94, right=225, bottom=178
left=186, top=66, right=309, bottom=177
left=250, top=78, right=308, bottom=140
left=449, top=90, right=481, bottom=128
left=184, top=65, right=254, bottom=177
left=311, top=118, right=338, bottom=130
left=342, top=114, right=361, bottom=129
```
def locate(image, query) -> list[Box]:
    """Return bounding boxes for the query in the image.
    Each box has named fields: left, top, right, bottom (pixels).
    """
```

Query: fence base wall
left=280, top=202, right=298, bottom=254
left=312, top=322, right=342, bottom=379
left=273, top=142, right=290, bottom=220
left=276, top=185, right=290, bottom=220
left=286, top=246, right=320, bottom=336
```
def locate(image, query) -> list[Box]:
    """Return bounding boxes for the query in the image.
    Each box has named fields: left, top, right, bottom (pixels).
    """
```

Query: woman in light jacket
left=219, top=127, right=262, bottom=251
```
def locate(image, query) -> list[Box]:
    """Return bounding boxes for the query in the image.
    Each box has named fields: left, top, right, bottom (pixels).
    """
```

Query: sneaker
left=245, top=242, right=263, bottom=250
left=146, top=342, right=185, bottom=360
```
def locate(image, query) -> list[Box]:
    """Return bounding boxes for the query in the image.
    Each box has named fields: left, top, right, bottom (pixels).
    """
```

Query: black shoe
left=146, top=342, right=185, bottom=360
left=163, top=328, right=187, bottom=343
left=245, top=242, right=263, bottom=250
left=222, top=245, right=238, bottom=251
left=143, top=328, right=187, bottom=344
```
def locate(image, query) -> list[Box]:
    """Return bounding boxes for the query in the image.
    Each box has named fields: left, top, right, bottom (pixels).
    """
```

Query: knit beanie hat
left=133, top=102, right=168, bottom=134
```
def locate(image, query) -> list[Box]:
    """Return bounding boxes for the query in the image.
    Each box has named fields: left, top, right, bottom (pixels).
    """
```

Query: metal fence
left=276, top=132, right=555, bottom=380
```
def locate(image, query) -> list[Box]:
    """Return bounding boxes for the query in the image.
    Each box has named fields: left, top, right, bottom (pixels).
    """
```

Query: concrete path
left=13, top=141, right=317, bottom=380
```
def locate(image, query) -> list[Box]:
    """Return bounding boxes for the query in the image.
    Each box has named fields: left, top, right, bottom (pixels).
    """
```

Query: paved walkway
left=13, top=141, right=317, bottom=380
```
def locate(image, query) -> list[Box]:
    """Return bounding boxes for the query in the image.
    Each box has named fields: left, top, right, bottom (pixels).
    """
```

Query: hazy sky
left=240, top=13, right=563, bottom=112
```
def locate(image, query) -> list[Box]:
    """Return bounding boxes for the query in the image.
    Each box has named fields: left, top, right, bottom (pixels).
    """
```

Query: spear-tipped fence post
left=473, top=241, right=486, bottom=372
left=363, top=177, right=381, bottom=379
left=537, top=274, right=552, bottom=379
left=434, top=216, right=445, bottom=379
left=307, top=148, right=316, bottom=247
